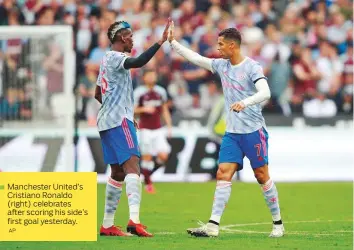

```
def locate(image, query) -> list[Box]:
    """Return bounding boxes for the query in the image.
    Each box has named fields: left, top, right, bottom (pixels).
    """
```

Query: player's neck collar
left=229, top=56, right=248, bottom=68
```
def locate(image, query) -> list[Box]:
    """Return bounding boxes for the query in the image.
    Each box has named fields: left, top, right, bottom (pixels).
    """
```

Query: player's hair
left=107, top=21, right=131, bottom=44
left=218, top=28, right=242, bottom=45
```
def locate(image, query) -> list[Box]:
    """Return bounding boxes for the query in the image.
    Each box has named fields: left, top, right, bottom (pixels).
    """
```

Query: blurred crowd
left=0, top=0, right=352, bottom=124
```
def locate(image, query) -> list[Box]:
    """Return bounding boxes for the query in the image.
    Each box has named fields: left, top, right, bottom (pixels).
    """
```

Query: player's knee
left=110, top=164, right=125, bottom=182
left=216, top=168, right=232, bottom=181
left=216, top=163, right=237, bottom=181
left=254, top=168, right=269, bottom=184
left=111, top=171, right=125, bottom=182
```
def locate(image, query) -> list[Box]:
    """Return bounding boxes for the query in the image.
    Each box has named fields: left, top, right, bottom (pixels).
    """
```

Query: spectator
left=292, top=47, right=321, bottom=110
left=268, top=52, right=292, bottom=116
left=327, top=8, right=352, bottom=54
left=78, top=63, right=97, bottom=120
left=0, top=88, right=31, bottom=120
left=0, top=0, right=24, bottom=25
left=261, top=25, right=291, bottom=63
left=340, top=43, right=353, bottom=113
left=88, top=31, right=110, bottom=68
left=279, top=3, right=305, bottom=44
left=200, top=79, right=222, bottom=111
left=316, top=41, right=343, bottom=99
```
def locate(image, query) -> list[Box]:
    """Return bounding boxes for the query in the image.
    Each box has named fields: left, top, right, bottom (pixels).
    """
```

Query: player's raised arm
left=123, top=19, right=171, bottom=69
left=168, top=21, right=213, bottom=73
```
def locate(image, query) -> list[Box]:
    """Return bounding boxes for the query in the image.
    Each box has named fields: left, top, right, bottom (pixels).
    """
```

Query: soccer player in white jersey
left=134, top=69, right=172, bottom=194
left=94, top=19, right=171, bottom=237
left=168, top=22, right=284, bottom=238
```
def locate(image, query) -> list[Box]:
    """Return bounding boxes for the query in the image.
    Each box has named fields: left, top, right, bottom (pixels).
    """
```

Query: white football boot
left=269, top=223, right=285, bottom=237
left=187, top=221, right=219, bottom=237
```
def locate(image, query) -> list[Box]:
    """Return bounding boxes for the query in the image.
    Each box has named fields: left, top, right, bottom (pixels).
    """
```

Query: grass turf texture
left=1, top=182, right=352, bottom=250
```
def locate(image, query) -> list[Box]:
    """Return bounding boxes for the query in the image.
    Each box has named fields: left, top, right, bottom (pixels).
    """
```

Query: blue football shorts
left=218, top=127, right=269, bottom=170
left=99, top=118, right=140, bottom=165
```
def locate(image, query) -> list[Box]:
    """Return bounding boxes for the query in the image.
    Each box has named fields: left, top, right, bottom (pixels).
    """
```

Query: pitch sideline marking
left=155, top=219, right=353, bottom=236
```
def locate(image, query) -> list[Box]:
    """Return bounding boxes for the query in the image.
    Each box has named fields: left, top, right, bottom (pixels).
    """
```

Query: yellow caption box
left=0, top=172, right=97, bottom=241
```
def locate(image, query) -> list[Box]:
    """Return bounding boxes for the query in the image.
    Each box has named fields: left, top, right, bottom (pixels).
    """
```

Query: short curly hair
left=218, top=28, right=242, bottom=45
left=107, top=21, right=130, bottom=44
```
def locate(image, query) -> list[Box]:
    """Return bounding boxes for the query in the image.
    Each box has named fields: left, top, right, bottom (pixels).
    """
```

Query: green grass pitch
left=1, top=182, right=353, bottom=250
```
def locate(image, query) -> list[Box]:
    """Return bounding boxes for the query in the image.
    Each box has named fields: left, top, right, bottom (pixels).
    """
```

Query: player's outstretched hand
left=230, top=101, right=246, bottom=113
left=168, top=20, right=175, bottom=43
left=158, top=17, right=172, bottom=45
